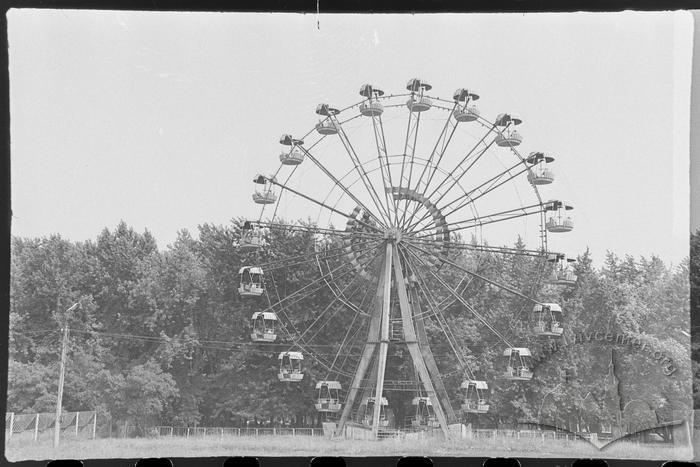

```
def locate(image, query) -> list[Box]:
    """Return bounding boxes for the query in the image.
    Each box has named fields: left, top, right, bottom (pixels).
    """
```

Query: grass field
left=4, top=434, right=693, bottom=461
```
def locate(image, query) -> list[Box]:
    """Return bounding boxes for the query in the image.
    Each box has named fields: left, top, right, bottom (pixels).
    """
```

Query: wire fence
left=471, top=428, right=587, bottom=442
left=149, top=425, right=596, bottom=442
left=5, top=411, right=97, bottom=442
left=151, top=426, right=325, bottom=438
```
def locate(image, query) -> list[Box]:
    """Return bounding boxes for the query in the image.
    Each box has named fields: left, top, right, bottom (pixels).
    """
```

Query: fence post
left=124, top=420, right=128, bottom=438
left=75, top=412, right=80, bottom=437
left=8, top=412, right=14, bottom=439
left=170, top=427, right=173, bottom=437
left=255, top=428, right=258, bottom=437
left=92, top=412, right=97, bottom=440
left=186, top=427, right=190, bottom=438
left=273, top=427, right=276, bottom=436
left=292, top=428, right=295, bottom=436
left=34, top=413, right=39, bottom=441
left=221, top=427, right=224, bottom=439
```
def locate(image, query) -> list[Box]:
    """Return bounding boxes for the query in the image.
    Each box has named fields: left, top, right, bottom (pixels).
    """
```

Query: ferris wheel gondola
left=250, top=311, right=278, bottom=342
left=502, top=347, right=534, bottom=381
left=238, top=266, right=264, bottom=298
left=461, top=380, right=490, bottom=414
left=410, top=396, right=439, bottom=428
left=239, top=78, right=576, bottom=438
left=545, top=200, right=575, bottom=233
left=252, top=174, right=277, bottom=204
left=315, top=381, right=343, bottom=412
left=278, top=351, right=304, bottom=382
left=526, top=152, right=556, bottom=185
left=532, top=303, right=564, bottom=337
left=239, top=221, right=263, bottom=252
left=547, top=253, right=578, bottom=286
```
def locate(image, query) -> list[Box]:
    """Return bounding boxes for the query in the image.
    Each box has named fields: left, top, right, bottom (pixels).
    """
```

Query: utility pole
left=53, top=323, right=69, bottom=447
left=54, top=303, right=78, bottom=447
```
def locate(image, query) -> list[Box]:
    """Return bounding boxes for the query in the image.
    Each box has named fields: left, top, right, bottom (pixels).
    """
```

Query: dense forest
left=7, top=220, right=694, bottom=436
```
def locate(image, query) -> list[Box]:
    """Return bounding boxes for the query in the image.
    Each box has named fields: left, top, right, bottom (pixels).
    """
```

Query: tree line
left=7, top=220, right=694, bottom=435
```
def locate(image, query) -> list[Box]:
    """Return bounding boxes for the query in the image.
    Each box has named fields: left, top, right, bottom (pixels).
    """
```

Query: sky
left=7, top=10, right=694, bottom=267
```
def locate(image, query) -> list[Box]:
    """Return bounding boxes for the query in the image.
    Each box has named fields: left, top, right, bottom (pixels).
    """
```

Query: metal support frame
left=335, top=241, right=453, bottom=439
left=335, top=243, right=390, bottom=437
left=392, top=247, right=451, bottom=438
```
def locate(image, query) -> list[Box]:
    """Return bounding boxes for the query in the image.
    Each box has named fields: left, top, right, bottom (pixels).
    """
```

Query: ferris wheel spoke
left=397, top=108, right=422, bottom=227
left=404, top=236, right=546, bottom=258
left=253, top=221, right=384, bottom=241
left=327, top=311, right=364, bottom=376
left=263, top=272, right=369, bottom=359
left=331, top=282, right=375, bottom=376
left=403, top=240, right=539, bottom=306
left=257, top=238, right=381, bottom=273
left=402, top=245, right=513, bottom=348
left=296, top=276, right=368, bottom=342
left=263, top=176, right=385, bottom=234
left=410, top=202, right=545, bottom=238
left=401, top=102, right=459, bottom=230
left=268, top=134, right=330, bottom=223
left=369, top=113, right=400, bottom=225
left=262, top=243, right=380, bottom=316
left=439, top=159, right=531, bottom=221
left=436, top=275, right=474, bottom=312
left=266, top=167, right=298, bottom=224
left=398, top=247, right=472, bottom=373
left=267, top=247, right=378, bottom=378
left=428, top=122, right=501, bottom=201
left=296, top=144, right=388, bottom=229
left=394, top=248, right=459, bottom=422
left=316, top=250, right=381, bottom=318
left=403, top=129, right=499, bottom=233
left=329, top=114, right=394, bottom=226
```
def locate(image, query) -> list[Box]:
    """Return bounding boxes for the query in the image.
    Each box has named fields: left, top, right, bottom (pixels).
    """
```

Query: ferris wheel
left=236, top=79, right=577, bottom=439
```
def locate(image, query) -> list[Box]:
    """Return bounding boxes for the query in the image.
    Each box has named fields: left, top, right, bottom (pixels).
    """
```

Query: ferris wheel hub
left=384, top=227, right=403, bottom=242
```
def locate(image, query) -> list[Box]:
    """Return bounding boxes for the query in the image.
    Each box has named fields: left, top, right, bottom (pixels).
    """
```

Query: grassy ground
left=4, top=434, right=693, bottom=461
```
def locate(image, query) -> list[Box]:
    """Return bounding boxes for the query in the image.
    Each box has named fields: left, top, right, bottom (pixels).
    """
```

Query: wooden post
left=75, top=412, right=80, bottom=437
left=92, top=412, right=97, bottom=439
left=34, top=413, right=39, bottom=441
left=170, top=426, right=173, bottom=437
left=124, top=420, right=128, bottom=438
left=221, top=427, right=224, bottom=439
left=53, top=322, right=70, bottom=447
left=8, top=412, right=14, bottom=439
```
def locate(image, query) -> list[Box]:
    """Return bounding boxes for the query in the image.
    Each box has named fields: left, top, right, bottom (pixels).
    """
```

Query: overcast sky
left=7, top=10, right=694, bottom=267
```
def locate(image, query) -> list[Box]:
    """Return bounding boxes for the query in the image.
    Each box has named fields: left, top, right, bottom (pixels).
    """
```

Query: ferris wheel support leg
left=392, top=247, right=451, bottom=439
left=334, top=244, right=390, bottom=438
left=371, top=242, right=393, bottom=439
